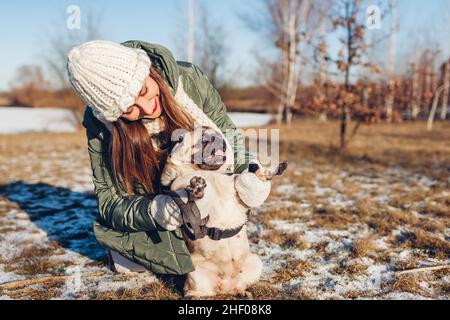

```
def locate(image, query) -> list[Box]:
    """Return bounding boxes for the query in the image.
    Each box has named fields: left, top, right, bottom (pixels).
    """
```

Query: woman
left=67, top=40, right=271, bottom=275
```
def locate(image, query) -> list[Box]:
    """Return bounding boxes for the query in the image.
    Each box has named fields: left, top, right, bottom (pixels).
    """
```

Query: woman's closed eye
left=124, top=106, right=135, bottom=115
left=139, top=85, right=148, bottom=97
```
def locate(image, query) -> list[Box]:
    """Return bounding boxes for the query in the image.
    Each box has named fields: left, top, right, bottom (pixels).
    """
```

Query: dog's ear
left=192, top=127, right=227, bottom=171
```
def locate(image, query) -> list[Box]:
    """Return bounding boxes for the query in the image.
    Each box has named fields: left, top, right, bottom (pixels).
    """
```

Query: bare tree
left=364, top=27, right=384, bottom=115
left=172, top=1, right=229, bottom=87
left=426, top=48, right=439, bottom=101
left=195, top=4, right=229, bottom=88
left=422, top=45, right=440, bottom=114
left=41, top=6, right=103, bottom=89
left=384, top=0, right=398, bottom=123
left=410, top=41, right=422, bottom=119
left=9, top=65, right=51, bottom=107
left=441, top=10, right=450, bottom=120
left=328, top=0, right=386, bottom=149
left=427, top=45, right=449, bottom=130
left=240, top=0, right=322, bottom=125
left=441, top=59, right=450, bottom=121
left=427, top=83, right=448, bottom=130
left=310, top=1, right=333, bottom=122
left=316, top=21, right=330, bottom=122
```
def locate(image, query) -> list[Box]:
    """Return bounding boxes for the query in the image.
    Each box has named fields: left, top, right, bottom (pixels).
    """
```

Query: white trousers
left=109, top=250, right=148, bottom=274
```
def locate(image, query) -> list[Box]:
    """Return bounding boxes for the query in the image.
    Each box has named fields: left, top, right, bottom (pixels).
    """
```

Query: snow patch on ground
left=228, top=112, right=273, bottom=128
left=0, top=107, right=78, bottom=134
left=0, top=147, right=448, bottom=299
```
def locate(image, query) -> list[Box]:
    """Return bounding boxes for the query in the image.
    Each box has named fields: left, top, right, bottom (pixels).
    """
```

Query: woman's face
left=121, top=76, right=162, bottom=121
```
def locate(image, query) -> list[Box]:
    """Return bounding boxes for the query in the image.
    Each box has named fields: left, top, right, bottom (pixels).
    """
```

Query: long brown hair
left=110, top=67, right=194, bottom=196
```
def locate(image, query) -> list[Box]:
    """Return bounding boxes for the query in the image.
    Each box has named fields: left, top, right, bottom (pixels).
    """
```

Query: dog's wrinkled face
left=192, top=127, right=227, bottom=170
left=161, top=127, right=228, bottom=186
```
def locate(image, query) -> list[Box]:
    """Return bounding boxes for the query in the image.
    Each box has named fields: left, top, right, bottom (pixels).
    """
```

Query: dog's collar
left=203, top=224, right=245, bottom=241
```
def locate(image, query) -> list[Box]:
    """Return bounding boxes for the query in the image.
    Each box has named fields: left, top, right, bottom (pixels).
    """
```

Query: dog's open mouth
left=203, top=148, right=226, bottom=164
left=192, top=133, right=228, bottom=171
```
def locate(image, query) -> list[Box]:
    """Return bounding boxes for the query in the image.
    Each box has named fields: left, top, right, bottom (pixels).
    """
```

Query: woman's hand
left=150, top=189, right=187, bottom=231
left=150, top=183, right=212, bottom=231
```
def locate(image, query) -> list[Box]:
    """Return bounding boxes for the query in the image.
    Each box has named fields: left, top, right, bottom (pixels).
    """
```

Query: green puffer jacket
left=82, top=40, right=250, bottom=275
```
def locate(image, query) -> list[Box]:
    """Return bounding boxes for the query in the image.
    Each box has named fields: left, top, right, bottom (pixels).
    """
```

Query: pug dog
left=161, top=127, right=287, bottom=298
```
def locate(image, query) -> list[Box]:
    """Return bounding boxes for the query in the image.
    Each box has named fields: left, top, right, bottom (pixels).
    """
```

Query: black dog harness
left=164, top=189, right=245, bottom=241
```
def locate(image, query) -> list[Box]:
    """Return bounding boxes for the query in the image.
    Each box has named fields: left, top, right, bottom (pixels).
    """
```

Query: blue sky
left=0, top=0, right=448, bottom=90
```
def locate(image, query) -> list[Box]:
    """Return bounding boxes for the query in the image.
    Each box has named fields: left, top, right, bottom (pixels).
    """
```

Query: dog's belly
left=170, top=172, right=262, bottom=296
left=188, top=227, right=250, bottom=261
left=186, top=227, right=255, bottom=292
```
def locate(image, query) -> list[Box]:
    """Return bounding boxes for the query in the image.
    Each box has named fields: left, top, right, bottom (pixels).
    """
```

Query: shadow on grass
left=0, top=181, right=188, bottom=296
left=0, top=181, right=104, bottom=262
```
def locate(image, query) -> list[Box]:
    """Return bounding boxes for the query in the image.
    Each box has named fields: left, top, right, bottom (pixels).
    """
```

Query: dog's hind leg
left=184, top=262, right=220, bottom=298
left=235, top=253, right=263, bottom=293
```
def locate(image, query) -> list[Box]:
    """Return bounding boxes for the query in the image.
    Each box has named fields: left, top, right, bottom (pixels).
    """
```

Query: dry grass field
left=0, top=120, right=449, bottom=300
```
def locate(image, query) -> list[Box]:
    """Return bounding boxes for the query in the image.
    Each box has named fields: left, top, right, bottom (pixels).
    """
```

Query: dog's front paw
left=187, top=176, right=207, bottom=199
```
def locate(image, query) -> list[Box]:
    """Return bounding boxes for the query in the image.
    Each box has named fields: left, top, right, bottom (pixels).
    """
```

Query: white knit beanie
left=67, top=40, right=152, bottom=126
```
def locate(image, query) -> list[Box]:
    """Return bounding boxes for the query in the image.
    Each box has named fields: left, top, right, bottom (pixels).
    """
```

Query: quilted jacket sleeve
left=191, top=65, right=252, bottom=174
left=83, top=107, right=159, bottom=233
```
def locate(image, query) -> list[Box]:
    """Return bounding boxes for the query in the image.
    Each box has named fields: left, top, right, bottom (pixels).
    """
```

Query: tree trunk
left=385, top=0, right=397, bottom=123
left=340, top=104, right=349, bottom=150
left=283, top=0, right=302, bottom=127
left=441, top=61, right=450, bottom=120
left=385, top=82, right=395, bottom=122
left=411, top=48, right=421, bottom=119
left=428, top=85, right=446, bottom=131
left=424, top=50, right=434, bottom=115
left=340, top=0, right=352, bottom=150
left=318, top=15, right=328, bottom=123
